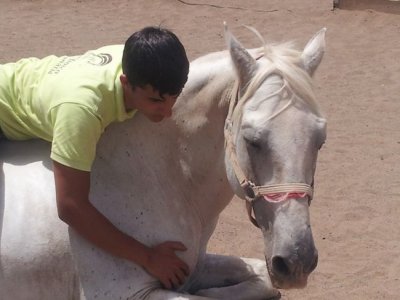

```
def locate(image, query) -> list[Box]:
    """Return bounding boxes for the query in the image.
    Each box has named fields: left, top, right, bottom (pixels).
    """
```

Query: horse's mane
left=241, top=40, right=323, bottom=118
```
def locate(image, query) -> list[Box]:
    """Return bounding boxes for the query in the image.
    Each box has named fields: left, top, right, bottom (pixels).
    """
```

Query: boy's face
left=121, top=75, right=179, bottom=123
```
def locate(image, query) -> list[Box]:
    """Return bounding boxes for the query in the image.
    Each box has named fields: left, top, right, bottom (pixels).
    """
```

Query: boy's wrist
left=126, top=240, right=152, bottom=269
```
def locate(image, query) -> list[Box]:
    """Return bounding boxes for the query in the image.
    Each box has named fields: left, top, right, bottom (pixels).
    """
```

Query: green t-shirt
left=0, top=45, right=136, bottom=171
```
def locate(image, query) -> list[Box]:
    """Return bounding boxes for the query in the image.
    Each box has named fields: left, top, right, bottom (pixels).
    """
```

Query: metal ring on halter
left=240, top=181, right=256, bottom=201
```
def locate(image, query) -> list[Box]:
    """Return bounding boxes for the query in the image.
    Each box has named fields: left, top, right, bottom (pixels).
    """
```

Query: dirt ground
left=1, top=0, right=399, bottom=299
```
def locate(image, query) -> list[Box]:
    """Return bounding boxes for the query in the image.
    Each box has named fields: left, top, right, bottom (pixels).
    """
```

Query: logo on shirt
left=87, top=53, right=113, bottom=66
left=48, top=57, right=77, bottom=74
left=48, top=52, right=113, bottom=75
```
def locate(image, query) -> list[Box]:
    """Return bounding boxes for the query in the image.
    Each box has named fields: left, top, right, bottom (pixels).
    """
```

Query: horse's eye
left=244, top=136, right=262, bottom=150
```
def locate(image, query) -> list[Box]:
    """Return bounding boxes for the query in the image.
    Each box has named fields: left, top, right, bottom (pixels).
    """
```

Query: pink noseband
left=263, top=192, right=309, bottom=203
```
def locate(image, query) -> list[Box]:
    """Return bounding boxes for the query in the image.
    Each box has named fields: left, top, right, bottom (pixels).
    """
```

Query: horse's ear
left=224, top=22, right=257, bottom=87
left=301, top=28, right=326, bottom=76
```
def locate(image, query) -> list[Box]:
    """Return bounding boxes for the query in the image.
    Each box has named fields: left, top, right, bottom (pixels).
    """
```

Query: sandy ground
left=1, top=0, right=400, bottom=299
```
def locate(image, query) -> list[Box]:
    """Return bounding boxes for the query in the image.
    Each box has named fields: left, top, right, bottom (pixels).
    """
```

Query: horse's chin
left=270, top=276, right=308, bottom=290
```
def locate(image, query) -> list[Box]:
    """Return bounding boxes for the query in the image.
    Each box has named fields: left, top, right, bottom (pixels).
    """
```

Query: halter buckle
left=241, top=181, right=257, bottom=202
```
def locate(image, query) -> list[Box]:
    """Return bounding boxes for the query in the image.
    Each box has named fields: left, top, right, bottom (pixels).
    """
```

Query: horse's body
left=0, top=26, right=327, bottom=299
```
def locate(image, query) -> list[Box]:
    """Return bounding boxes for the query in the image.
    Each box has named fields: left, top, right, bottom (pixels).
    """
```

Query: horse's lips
left=270, top=273, right=308, bottom=289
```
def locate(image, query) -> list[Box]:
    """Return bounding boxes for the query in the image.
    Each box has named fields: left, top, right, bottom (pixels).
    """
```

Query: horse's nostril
left=272, top=256, right=290, bottom=277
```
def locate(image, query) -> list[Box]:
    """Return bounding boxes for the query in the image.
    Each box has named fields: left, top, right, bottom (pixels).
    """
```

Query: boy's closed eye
left=149, top=97, right=165, bottom=103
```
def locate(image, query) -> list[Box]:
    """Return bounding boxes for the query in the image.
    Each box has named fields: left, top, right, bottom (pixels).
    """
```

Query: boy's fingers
left=174, top=267, right=187, bottom=285
left=161, top=277, right=172, bottom=290
left=177, top=260, right=190, bottom=275
left=170, top=274, right=181, bottom=289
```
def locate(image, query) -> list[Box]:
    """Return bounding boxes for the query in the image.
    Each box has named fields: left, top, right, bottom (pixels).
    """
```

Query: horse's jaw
left=254, top=197, right=318, bottom=289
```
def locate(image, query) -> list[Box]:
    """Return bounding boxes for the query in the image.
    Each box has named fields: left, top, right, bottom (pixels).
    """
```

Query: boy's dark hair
left=122, top=26, right=189, bottom=96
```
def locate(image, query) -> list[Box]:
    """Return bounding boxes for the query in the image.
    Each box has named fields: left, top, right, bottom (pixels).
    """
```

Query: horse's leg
left=190, top=254, right=280, bottom=300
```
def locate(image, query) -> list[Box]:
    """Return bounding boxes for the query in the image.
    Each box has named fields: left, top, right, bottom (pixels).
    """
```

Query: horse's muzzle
left=267, top=249, right=318, bottom=289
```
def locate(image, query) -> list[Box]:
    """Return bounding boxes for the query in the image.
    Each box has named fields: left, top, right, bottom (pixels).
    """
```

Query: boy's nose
left=163, top=107, right=172, bottom=118
left=162, top=98, right=175, bottom=118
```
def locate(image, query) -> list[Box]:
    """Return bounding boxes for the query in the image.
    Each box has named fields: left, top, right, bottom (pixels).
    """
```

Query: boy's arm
left=52, top=160, right=189, bottom=289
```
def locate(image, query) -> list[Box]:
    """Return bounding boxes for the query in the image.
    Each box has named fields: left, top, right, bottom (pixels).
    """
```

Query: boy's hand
left=145, top=241, right=189, bottom=289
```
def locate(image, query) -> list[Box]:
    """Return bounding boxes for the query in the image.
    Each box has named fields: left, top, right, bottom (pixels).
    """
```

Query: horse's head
left=224, top=25, right=327, bottom=289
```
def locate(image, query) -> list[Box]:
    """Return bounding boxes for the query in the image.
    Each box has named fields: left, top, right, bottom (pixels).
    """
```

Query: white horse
left=0, top=25, right=327, bottom=300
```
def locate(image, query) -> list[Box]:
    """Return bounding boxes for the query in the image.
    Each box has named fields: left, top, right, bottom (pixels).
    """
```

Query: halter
left=223, top=61, right=314, bottom=227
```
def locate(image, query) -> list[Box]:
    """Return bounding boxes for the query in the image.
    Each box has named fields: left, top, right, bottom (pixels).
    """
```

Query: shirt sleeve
left=50, top=103, right=102, bottom=171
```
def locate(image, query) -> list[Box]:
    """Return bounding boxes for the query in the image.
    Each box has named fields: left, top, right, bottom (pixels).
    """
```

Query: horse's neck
left=95, top=53, right=236, bottom=226
left=171, top=54, right=236, bottom=216
left=174, top=53, right=234, bottom=131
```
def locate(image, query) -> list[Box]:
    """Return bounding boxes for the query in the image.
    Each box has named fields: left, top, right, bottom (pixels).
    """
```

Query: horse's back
left=0, top=139, right=78, bottom=300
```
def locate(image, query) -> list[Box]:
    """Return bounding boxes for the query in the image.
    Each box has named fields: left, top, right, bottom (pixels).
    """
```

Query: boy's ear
left=120, top=74, right=128, bottom=86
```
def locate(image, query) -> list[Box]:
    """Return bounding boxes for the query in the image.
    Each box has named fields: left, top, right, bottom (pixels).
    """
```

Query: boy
left=0, top=26, right=190, bottom=290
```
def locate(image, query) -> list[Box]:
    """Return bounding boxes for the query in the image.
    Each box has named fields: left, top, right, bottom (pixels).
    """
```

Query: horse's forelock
left=250, top=42, right=323, bottom=117
left=181, top=37, right=323, bottom=131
